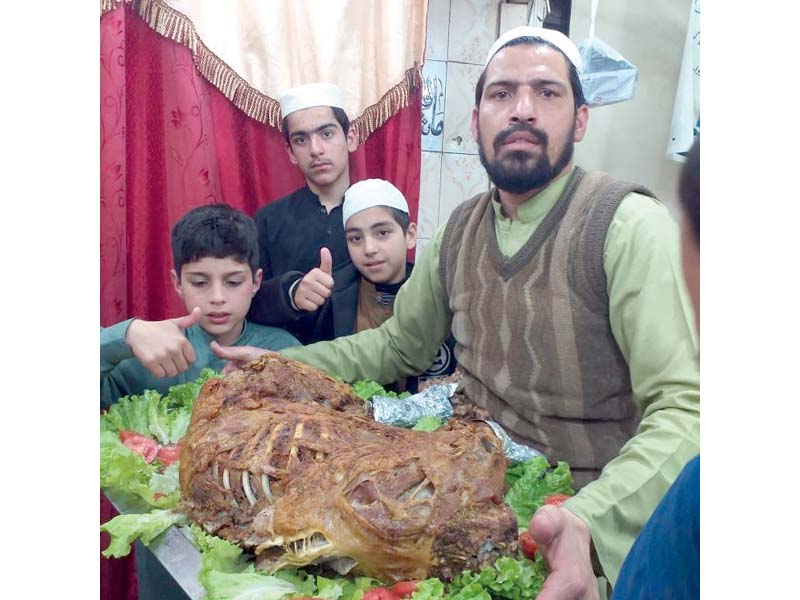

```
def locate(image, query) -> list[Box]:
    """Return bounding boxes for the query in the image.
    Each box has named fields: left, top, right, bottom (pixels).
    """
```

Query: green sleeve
left=564, top=193, right=701, bottom=587
left=101, top=319, right=135, bottom=375
left=282, top=226, right=453, bottom=383
left=100, top=319, right=138, bottom=408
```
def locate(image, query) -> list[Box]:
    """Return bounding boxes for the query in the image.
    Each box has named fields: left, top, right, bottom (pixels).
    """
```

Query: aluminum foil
left=484, top=420, right=547, bottom=465
left=366, top=384, right=546, bottom=465
left=366, top=383, right=457, bottom=427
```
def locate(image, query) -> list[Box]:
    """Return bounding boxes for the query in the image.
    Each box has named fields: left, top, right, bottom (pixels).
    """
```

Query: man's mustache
left=493, top=124, right=548, bottom=153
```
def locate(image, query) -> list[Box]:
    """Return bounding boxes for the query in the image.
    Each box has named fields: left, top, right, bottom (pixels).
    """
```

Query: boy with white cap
left=339, top=178, right=456, bottom=390
left=247, top=82, right=357, bottom=344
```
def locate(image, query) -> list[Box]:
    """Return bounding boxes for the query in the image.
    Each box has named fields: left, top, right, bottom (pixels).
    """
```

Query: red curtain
left=100, top=5, right=422, bottom=599
left=100, top=3, right=421, bottom=327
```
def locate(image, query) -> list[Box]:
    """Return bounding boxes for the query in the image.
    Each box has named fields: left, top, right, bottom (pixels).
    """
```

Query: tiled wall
left=417, top=0, right=529, bottom=257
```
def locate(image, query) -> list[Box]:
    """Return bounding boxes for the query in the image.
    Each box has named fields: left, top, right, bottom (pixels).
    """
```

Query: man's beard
left=477, top=121, right=575, bottom=195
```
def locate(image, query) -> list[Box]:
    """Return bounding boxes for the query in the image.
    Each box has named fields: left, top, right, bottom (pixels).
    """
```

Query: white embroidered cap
left=485, top=26, right=583, bottom=74
left=343, top=179, right=409, bottom=227
left=278, top=82, right=346, bottom=118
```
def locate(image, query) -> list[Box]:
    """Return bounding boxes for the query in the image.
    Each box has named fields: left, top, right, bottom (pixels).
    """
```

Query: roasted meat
left=180, top=355, right=517, bottom=582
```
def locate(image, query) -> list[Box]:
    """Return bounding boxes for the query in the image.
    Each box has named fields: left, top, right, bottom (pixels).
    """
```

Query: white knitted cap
left=278, top=82, right=345, bottom=118
left=485, top=26, right=583, bottom=74
left=343, top=179, right=409, bottom=227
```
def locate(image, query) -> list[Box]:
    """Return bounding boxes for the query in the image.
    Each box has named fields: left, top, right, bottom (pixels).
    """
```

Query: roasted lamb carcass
left=180, top=355, right=518, bottom=582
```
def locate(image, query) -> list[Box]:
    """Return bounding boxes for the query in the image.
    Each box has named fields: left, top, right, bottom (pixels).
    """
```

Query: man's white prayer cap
left=484, top=26, right=583, bottom=74
left=278, top=82, right=346, bottom=118
left=343, top=179, right=409, bottom=227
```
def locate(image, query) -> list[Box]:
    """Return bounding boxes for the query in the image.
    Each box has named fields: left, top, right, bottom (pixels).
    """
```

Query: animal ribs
left=180, top=354, right=518, bottom=582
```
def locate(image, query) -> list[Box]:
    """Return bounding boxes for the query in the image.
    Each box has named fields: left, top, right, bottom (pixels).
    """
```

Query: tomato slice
left=544, top=494, right=571, bottom=508
left=519, top=531, right=538, bottom=559
left=118, top=429, right=141, bottom=443
left=119, top=430, right=158, bottom=463
left=156, top=443, right=182, bottom=466
left=363, top=588, right=400, bottom=600
left=390, top=581, right=418, bottom=599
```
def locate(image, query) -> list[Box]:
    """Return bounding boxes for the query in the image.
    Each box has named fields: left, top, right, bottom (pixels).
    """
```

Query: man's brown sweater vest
left=440, top=167, right=657, bottom=487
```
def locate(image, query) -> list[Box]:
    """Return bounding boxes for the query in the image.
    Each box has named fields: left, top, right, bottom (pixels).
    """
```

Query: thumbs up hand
left=124, top=307, right=202, bottom=378
left=293, top=247, right=335, bottom=312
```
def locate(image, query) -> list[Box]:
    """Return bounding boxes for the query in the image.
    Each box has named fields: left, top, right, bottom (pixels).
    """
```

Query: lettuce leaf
left=447, top=582, right=491, bottom=600
left=149, top=462, right=181, bottom=497
left=411, top=578, right=446, bottom=600
left=100, top=431, right=167, bottom=506
left=275, top=569, right=317, bottom=597
left=190, top=525, right=299, bottom=600
left=167, top=369, right=219, bottom=407
left=338, top=576, right=384, bottom=600
left=100, top=368, right=218, bottom=443
left=191, top=524, right=253, bottom=576
left=203, top=571, right=299, bottom=600
left=448, top=556, right=545, bottom=600
left=351, top=380, right=411, bottom=401
left=102, top=392, right=151, bottom=435
left=146, top=390, right=172, bottom=444
left=100, top=509, right=188, bottom=558
left=100, top=430, right=180, bottom=508
left=316, top=575, right=344, bottom=600
left=412, top=416, right=443, bottom=432
left=163, top=370, right=220, bottom=442
left=503, top=457, right=573, bottom=527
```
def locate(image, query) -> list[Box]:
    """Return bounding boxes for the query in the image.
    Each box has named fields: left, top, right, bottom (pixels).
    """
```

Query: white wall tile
left=499, top=2, right=528, bottom=35
left=439, top=152, right=489, bottom=225
left=421, top=60, right=447, bottom=153
left=418, top=151, right=442, bottom=238
left=425, top=0, right=450, bottom=61
left=447, top=0, right=498, bottom=64
left=442, top=62, right=483, bottom=155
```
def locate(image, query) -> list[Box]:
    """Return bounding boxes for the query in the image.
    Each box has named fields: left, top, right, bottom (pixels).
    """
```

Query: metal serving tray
left=106, top=491, right=204, bottom=600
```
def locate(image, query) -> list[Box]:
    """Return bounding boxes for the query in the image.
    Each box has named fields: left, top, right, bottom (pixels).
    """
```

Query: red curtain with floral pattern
left=100, top=5, right=421, bottom=599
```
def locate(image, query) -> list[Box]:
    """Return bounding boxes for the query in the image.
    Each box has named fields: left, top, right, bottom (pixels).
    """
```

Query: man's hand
left=125, top=307, right=201, bottom=378
left=210, top=341, right=276, bottom=374
left=529, top=505, right=599, bottom=600
left=293, top=247, right=334, bottom=312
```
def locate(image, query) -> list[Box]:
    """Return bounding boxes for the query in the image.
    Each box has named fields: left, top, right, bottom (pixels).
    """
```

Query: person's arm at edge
left=564, top=193, right=701, bottom=587
left=281, top=225, right=453, bottom=384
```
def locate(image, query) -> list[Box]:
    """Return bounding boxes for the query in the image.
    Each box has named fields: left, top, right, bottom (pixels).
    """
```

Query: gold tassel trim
left=101, top=0, right=121, bottom=14
left=351, top=66, right=421, bottom=145
left=101, top=0, right=421, bottom=145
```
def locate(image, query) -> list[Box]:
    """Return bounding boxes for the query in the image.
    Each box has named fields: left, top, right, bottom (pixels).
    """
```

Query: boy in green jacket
left=100, top=203, right=299, bottom=408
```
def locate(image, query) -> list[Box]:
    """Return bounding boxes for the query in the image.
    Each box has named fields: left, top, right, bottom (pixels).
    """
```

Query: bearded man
left=216, top=26, right=700, bottom=600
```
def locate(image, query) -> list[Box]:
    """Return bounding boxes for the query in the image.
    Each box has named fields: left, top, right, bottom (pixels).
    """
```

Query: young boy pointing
left=100, top=204, right=299, bottom=407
